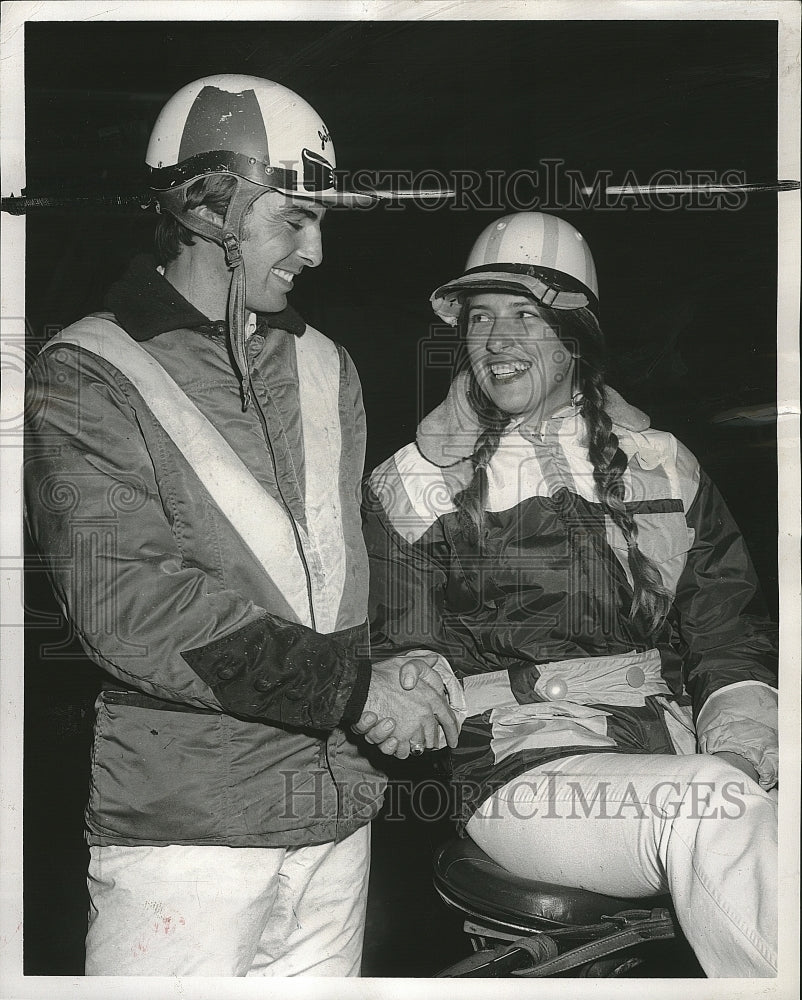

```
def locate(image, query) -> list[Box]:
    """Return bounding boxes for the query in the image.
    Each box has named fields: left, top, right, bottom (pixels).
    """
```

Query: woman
left=361, top=213, right=778, bottom=977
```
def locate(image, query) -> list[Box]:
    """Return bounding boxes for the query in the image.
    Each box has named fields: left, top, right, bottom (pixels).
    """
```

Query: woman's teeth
left=490, top=360, right=531, bottom=381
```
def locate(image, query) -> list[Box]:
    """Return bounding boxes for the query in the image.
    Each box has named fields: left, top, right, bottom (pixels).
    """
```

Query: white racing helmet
left=146, top=74, right=375, bottom=407
left=431, top=212, right=599, bottom=325
left=146, top=74, right=370, bottom=207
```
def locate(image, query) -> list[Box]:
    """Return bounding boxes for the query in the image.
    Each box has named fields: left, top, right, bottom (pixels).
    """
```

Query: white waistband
left=458, top=648, right=668, bottom=717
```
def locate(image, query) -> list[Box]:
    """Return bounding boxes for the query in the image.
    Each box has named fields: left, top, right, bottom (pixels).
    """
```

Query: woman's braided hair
left=452, top=299, right=671, bottom=634
left=452, top=373, right=512, bottom=548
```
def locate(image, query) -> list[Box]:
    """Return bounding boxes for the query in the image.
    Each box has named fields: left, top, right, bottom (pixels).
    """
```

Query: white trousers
left=466, top=753, right=777, bottom=978
left=85, top=825, right=371, bottom=976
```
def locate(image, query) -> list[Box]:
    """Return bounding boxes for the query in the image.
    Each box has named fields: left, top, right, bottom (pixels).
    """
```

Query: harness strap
left=437, top=907, right=675, bottom=978
left=515, top=908, right=676, bottom=977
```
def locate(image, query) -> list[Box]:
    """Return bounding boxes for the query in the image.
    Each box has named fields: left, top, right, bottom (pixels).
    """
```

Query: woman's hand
left=352, top=652, right=455, bottom=757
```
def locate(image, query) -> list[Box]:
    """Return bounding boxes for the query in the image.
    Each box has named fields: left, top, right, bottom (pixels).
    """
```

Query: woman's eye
left=469, top=314, right=490, bottom=324
left=518, top=310, right=537, bottom=319
left=287, top=221, right=303, bottom=232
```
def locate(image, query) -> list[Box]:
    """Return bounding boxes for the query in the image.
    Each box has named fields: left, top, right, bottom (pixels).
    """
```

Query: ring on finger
left=409, top=741, right=425, bottom=757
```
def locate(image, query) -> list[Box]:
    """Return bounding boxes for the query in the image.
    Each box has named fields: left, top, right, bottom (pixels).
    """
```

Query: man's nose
left=296, top=224, right=323, bottom=268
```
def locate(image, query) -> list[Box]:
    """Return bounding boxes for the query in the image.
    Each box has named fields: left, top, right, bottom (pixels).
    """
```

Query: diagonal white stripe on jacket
left=45, top=318, right=322, bottom=627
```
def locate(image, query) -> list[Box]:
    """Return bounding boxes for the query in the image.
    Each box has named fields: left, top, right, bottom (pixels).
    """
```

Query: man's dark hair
left=154, top=173, right=239, bottom=267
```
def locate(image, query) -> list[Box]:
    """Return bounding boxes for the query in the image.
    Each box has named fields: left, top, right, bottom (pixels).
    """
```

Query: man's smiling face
left=240, top=191, right=326, bottom=314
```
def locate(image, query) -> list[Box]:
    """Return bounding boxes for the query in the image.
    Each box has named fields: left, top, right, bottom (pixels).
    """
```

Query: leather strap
left=516, top=908, right=675, bottom=977
left=158, top=177, right=266, bottom=408
left=437, top=908, right=675, bottom=978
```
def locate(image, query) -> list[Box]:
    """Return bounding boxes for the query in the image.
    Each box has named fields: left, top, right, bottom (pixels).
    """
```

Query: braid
left=453, top=372, right=511, bottom=546
left=581, top=359, right=672, bottom=633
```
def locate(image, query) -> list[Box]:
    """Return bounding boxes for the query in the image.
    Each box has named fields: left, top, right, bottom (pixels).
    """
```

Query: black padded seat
left=434, top=836, right=671, bottom=931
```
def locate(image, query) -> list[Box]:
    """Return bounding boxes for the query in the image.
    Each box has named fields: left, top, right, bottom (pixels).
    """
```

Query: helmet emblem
left=302, top=148, right=335, bottom=192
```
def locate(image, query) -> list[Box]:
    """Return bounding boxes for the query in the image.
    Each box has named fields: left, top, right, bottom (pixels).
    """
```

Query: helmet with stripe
left=146, top=73, right=367, bottom=206
left=431, top=213, right=599, bottom=325
left=145, top=75, right=374, bottom=410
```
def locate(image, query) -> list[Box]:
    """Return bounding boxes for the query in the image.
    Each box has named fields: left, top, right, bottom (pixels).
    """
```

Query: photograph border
left=1, top=2, right=799, bottom=998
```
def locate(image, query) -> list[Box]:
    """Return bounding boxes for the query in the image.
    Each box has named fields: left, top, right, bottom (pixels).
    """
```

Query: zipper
left=248, top=369, right=317, bottom=632
left=322, top=733, right=342, bottom=839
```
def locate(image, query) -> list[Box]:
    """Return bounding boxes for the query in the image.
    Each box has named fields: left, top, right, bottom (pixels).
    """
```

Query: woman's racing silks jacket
left=364, top=373, right=778, bottom=830
left=25, top=255, right=385, bottom=848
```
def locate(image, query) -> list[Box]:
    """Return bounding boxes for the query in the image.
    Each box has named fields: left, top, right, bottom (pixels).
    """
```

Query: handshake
left=351, top=651, right=460, bottom=759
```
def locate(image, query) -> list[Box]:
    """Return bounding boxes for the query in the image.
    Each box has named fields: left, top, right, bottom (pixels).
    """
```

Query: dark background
left=22, top=18, right=779, bottom=976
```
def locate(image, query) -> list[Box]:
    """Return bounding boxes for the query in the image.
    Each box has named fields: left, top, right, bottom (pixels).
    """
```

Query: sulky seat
left=433, top=836, right=681, bottom=977
left=433, top=834, right=670, bottom=933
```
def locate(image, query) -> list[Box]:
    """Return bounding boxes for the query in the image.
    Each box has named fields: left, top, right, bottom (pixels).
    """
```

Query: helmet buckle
left=222, top=232, right=242, bottom=268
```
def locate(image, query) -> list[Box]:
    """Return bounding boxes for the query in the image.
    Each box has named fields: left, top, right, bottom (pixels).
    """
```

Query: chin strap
left=159, top=177, right=267, bottom=410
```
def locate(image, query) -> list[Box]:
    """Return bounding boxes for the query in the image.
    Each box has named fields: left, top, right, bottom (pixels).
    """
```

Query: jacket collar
left=104, top=254, right=307, bottom=342
left=416, top=372, right=650, bottom=468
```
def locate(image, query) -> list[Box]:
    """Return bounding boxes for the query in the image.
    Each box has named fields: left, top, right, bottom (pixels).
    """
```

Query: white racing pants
left=466, top=753, right=777, bottom=978
left=85, top=825, right=370, bottom=976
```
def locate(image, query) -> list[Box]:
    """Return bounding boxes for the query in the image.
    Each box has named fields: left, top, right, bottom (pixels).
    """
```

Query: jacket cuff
left=696, top=681, right=779, bottom=789
left=340, top=658, right=373, bottom=725
left=181, top=613, right=370, bottom=730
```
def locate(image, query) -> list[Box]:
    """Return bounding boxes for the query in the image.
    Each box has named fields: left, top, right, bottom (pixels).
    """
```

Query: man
left=24, top=74, right=456, bottom=977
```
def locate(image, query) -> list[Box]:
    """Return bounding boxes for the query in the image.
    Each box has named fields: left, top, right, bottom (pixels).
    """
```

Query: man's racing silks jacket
left=364, top=372, right=778, bottom=830
left=25, top=254, right=385, bottom=848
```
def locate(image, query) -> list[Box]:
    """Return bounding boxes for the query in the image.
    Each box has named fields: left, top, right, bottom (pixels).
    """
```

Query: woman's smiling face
left=464, top=292, right=576, bottom=420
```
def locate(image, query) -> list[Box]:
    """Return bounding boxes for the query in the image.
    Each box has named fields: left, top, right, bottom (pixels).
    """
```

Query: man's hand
left=352, top=651, right=449, bottom=748
left=352, top=652, right=458, bottom=758
left=353, top=653, right=446, bottom=752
